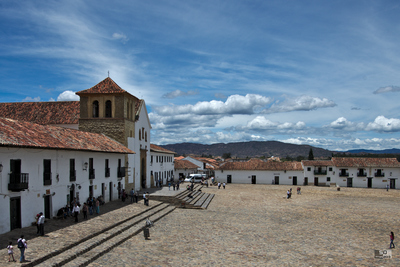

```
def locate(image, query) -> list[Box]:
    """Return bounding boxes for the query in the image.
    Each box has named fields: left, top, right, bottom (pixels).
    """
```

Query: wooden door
left=10, top=197, right=21, bottom=230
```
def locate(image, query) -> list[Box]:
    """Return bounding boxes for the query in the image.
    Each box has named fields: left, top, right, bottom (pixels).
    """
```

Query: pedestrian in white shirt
left=72, top=203, right=80, bottom=223
left=37, top=212, right=45, bottom=236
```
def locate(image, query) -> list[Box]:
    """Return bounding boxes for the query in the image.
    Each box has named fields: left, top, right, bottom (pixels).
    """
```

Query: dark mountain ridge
left=160, top=141, right=334, bottom=158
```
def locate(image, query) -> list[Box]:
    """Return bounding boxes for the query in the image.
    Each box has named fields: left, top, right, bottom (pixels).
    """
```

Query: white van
left=184, top=174, right=203, bottom=183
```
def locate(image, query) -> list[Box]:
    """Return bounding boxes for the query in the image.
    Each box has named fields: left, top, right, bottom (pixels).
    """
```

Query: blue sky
left=1, top=0, right=400, bottom=151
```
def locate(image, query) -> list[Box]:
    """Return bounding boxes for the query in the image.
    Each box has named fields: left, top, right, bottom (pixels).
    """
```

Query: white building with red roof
left=0, top=117, right=134, bottom=234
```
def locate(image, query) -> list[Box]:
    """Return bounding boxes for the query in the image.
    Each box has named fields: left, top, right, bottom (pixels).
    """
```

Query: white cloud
left=22, top=96, right=41, bottom=102
left=365, top=116, right=400, bottom=132
left=373, top=86, right=400, bottom=94
left=162, top=89, right=198, bottom=99
left=154, top=94, right=272, bottom=116
left=264, top=95, right=336, bottom=114
left=112, top=33, right=129, bottom=44
left=57, top=91, right=80, bottom=101
left=328, top=117, right=364, bottom=131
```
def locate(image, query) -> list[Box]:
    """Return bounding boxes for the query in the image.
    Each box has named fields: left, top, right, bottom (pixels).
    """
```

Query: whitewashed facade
left=149, top=145, right=175, bottom=185
left=0, top=147, right=128, bottom=234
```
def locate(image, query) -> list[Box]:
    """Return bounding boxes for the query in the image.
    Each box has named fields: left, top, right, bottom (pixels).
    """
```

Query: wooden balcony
left=8, top=173, right=29, bottom=191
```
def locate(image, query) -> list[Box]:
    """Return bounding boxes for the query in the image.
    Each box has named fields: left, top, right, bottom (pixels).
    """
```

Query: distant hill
left=345, top=148, right=400, bottom=154
left=160, top=141, right=334, bottom=158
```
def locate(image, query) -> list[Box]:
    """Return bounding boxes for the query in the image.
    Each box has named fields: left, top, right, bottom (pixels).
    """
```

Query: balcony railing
left=117, top=167, right=126, bottom=178
left=339, top=171, right=349, bottom=177
left=70, top=170, right=76, bottom=182
left=314, top=170, right=327, bottom=175
left=43, top=172, right=52, bottom=186
left=357, top=171, right=367, bottom=177
left=8, top=173, right=29, bottom=191
left=89, top=169, right=95, bottom=180
left=375, top=172, right=385, bottom=177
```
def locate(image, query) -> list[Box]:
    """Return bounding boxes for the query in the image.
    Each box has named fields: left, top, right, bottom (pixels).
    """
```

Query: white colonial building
left=215, top=157, right=400, bottom=189
left=149, top=144, right=175, bottom=185
left=0, top=117, right=133, bottom=234
left=215, top=159, right=304, bottom=185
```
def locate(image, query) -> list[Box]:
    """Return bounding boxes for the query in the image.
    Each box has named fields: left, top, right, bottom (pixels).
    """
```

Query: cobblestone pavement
left=2, top=184, right=400, bottom=266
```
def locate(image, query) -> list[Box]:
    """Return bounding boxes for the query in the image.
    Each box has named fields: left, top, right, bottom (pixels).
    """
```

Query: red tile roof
left=0, top=117, right=134, bottom=154
left=174, top=159, right=199, bottom=169
left=150, top=144, right=175, bottom=154
left=302, top=160, right=333, bottom=167
left=76, top=77, right=128, bottom=95
left=332, top=157, right=400, bottom=168
left=219, top=161, right=303, bottom=171
left=0, top=101, right=80, bottom=125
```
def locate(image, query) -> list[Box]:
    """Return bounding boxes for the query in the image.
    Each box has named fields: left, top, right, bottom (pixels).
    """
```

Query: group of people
left=217, top=182, right=226, bottom=189
left=286, top=187, right=301, bottom=199
left=168, top=180, right=180, bottom=190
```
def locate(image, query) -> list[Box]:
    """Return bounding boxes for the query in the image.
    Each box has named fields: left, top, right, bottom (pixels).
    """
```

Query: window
left=145, top=132, right=147, bottom=142
left=329, top=167, right=333, bottom=172
left=89, top=158, right=95, bottom=179
left=307, top=167, right=311, bottom=171
left=327, top=177, right=331, bottom=182
left=70, top=159, right=76, bottom=182
left=139, top=131, right=141, bottom=140
left=43, top=159, right=52, bottom=185
left=105, top=159, right=110, bottom=177
left=93, top=101, right=99, bottom=118
left=105, top=100, right=112, bottom=118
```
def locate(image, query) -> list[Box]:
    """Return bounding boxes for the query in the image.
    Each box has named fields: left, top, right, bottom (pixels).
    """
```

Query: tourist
left=173, top=182, right=176, bottom=190
left=135, top=191, right=139, bottom=203
left=122, top=189, right=127, bottom=202
left=37, top=212, right=45, bottom=236
left=145, top=192, right=150, bottom=206
left=390, top=231, right=395, bottom=249
left=7, top=241, right=16, bottom=262
left=95, top=198, right=100, bottom=214
left=218, top=182, right=221, bottom=189
left=35, top=213, right=41, bottom=234
left=297, top=187, right=301, bottom=194
left=168, top=181, right=171, bottom=190
left=72, top=203, right=80, bottom=223
left=176, top=180, right=180, bottom=190
left=387, top=184, right=390, bottom=191
left=287, top=189, right=291, bottom=199
left=82, top=203, right=88, bottom=219
left=17, top=235, right=27, bottom=263
left=130, top=188, right=135, bottom=203
left=223, top=182, right=226, bottom=189
left=88, top=197, right=94, bottom=215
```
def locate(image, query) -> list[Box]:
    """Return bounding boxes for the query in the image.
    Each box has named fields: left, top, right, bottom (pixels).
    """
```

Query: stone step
left=194, top=193, right=212, bottom=207
left=201, top=194, right=215, bottom=209
left=63, top=206, right=176, bottom=267
left=33, top=203, right=172, bottom=267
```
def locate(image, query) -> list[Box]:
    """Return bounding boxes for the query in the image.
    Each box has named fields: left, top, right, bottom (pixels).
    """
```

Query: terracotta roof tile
left=0, top=101, right=79, bottom=125
left=76, top=77, right=127, bottom=94
left=332, top=157, right=400, bottom=168
left=0, top=117, right=134, bottom=154
left=174, top=159, right=199, bottom=169
left=219, top=161, right=303, bottom=171
left=150, top=144, right=175, bottom=154
left=302, top=160, right=333, bottom=167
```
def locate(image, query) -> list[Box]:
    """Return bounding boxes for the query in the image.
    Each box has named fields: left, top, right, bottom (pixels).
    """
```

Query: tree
left=308, top=148, right=314, bottom=160
left=222, top=152, right=231, bottom=159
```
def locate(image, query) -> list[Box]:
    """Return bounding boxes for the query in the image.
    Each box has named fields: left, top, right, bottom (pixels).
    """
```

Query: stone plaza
left=1, top=184, right=399, bottom=266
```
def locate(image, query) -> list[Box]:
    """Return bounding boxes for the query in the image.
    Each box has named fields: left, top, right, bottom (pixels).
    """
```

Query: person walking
left=88, top=197, right=93, bottom=215
left=135, top=191, right=139, bottom=203
left=130, top=188, right=135, bottom=203
left=82, top=203, right=88, bottom=219
left=37, top=212, right=45, bottom=236
left=17, top=235, right=27, bottom=263
left=223, top=182, right=226, bottom=189
left=390, top=231, right=395, bottom=248
left=218, top=182, right=221, bottom=189
left=387, top=184, right=390, bottom=191
left=95, top=198, right=100, bottom=214
left=72, top=203, right=80, bottom=223
left=7, top=241, right=16, bottom=262
left=145, top=192, right=149, bottom=206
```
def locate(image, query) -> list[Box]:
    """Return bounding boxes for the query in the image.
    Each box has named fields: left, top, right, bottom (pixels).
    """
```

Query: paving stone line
left=64, top=206, right=176, bottom=267
left=21, top=202, right=165, bottom=267
left=34, top=204, right=172, bottom=267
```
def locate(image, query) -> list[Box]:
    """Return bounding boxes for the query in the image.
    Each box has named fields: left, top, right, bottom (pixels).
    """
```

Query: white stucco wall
left=0, top=147, right=125, bottom=234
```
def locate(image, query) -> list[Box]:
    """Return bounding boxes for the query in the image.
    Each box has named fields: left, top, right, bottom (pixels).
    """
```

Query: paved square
left=89, top=184, right=400, bottom=266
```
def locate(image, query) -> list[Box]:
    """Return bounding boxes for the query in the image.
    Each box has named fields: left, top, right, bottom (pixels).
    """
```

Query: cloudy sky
left=1, top=0, right=400, bottom=151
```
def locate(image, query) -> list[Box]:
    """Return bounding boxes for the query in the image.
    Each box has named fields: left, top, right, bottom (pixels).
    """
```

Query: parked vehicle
left=184, top=174, right=203, bottom=183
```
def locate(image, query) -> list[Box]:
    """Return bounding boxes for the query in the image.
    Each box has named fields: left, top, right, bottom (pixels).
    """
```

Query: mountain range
left=160, top=141, right=400, bottom=159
